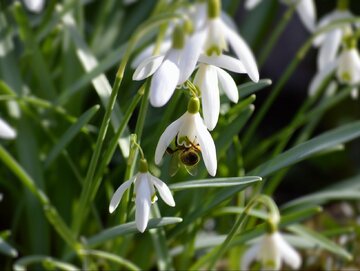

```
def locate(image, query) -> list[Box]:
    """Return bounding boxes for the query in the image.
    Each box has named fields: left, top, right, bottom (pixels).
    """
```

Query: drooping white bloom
left=133, top=27, right=205, bottom=107
left=336, top=48, right=360, bottom=99
left=241, top=231, right=302, bottom=270
left=194, top=54, right=246, bottom=130
left=0, top=118, right=16, bottom=139
left=198, top=3, right=259, bottom=83
left=23, top=0, right=45, bottom=13
left=155, top=97, right=217, bottom=176
left=309, top=45, right=360, bottom=99
left=109, top=165, right=175, bottom=233
left=245, top=0, right=316, bottom=33
left=313, top=9, right=355, bottom=70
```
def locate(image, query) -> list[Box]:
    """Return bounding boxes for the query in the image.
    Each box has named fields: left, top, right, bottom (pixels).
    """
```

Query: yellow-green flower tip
left=337, top=0, right=349, bottom=11
left=187, top=97, right=200, bottom=114
left=207, top=0, right=221, bottom=18
left=172, top=25, right=185, bottom=49
left=139, top=158, right=148, bottom=173
left=265, top=220, right=278, bottom=234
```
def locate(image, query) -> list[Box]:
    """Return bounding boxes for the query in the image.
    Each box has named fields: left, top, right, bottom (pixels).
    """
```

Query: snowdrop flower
left=109, top=159, right=175, bottom=233
left=194, top=54, right=246, bottom=130
left=23, top=0, right=45, bottom=13
left=133, top=25, right=204, bottom=107
left=313, top=0, right=355, bottom=70
left=336, top=46, right=360, bottom=99
left=155, top=97, right=217, bottom=176
left=309, top=37, right=360, bottom=99
left=0, top=118, right=16, bottom=139
left=200, top=0, right=259, bottom=82
left=241, top=231, right=302, bottom=270
left=245, top=0, right=316, bottom=33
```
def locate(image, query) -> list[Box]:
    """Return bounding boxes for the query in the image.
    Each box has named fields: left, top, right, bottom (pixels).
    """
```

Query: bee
left=166, top=137, right=201, bottom=176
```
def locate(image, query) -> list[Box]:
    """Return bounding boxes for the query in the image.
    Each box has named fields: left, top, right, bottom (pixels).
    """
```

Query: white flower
left=245, top=0, right=316, bottom=33
left=0, top=118, right=16, bottom=140
left=109, top=168, right=175, bottom=233
left=241, top=231, right=302, bottom=270
left=313, top=9, right=354, bottom=70
left=133, top=28, right=204, bottom=107
left=309, top=47, right=360, bottom=99
left=155, top=97, right=217, bottom=176
left=194, top=54, right=246, bottom=130
left=199, top=3, right=259, bottom=83
left=23, top=0, right=45, bottom=13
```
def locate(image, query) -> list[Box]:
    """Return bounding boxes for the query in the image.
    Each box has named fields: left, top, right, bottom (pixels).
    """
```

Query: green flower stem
left=258, top=3, right=297, bottom=67
left=72, top=13, right=182, bottom=236
left=120, top=82, right=150, bottom=224
left=0, top=146, right=81, bottom=253
left=242, top=17, right=360, bottom=149
left=90, top=85, right=144, bottom=203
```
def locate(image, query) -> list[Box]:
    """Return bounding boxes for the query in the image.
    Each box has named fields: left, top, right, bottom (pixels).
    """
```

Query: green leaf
left=282, top=190, right=360, bottom=210
left=169, top=176, right=262, bottom=191
left=249, top=121, right=360, bottom=177
left=44, top=105, right=100, bottom=168
left=169, top=178, right=262, bottom=237
left=87, top=217, right=183, bottom=247
left=288, top=224, right=353, bottom=261
left=0, top=237, right=18, bottom=258
left=238, top=79, right=272, bottom=99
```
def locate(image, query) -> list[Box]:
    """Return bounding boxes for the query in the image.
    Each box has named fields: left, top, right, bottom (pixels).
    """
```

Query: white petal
left=131, top=39, right=171, bottom=69
left=155, top=114, right=184, bottom=164
left=295, top=0, right=316, bottom=32
left=178, top=31, right=206, bottom=84
left=199, top=54, right=246, bottom=73
left=132, top=55, right=164, bottom=81
left=23, top=0, right=45, bottom=13
left=150, top=49, right=181, bottom=107
left=222, top=22, right=259, bottom=82
left=337, top=49, right=360, bottom=84
left=215, top=67, right=239, bottom=103
left=149, top=174, right=175, bottom=207
left=194, top=114, right=217, bottom=176
left=135, top=174, right=152, bottom=232
left=259, top=233, right=282, bottom=270
left=351, top=88, right=359, bottom=99
left=244, top=0, right=262, bottom=10
left=109, top=177, right=135, bottom=213
left=308, top=61, right=337, bottom=96
left=194, top=65, right=219, bottom=131
left=317, top=29, right=342, bottom=70
left=241, top=242, right=261, bottom=270
left=0, top=118, right=16, bottom=140
left=276, top=233, right=302, bottom=269
left=313, top=11, right=352, bottom=47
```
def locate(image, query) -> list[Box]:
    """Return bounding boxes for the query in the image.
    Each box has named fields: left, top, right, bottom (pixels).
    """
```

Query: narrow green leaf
left=249, top=121, right=360, bottom=177
left=44, top=105, right=100, bottom=167
left=87, top=217, right=183, bottom=247
left=169, top=176, right=262, bottom=190
left=169, top=178, right=262, bottom=237
left=282, top=190, right=360, bottom=210
left=238, top=79, right=272, bottom=99
left=288, top=224, right=353, bottom=261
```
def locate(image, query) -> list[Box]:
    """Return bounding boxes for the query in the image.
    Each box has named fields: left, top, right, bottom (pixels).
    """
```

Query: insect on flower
left=166, top=136, right=202, bottom=176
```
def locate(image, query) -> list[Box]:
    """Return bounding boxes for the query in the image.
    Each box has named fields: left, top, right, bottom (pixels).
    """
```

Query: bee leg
left=166, top=147, right=177, bottom=154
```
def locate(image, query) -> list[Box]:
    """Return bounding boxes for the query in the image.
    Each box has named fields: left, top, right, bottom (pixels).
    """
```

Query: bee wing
left=185, top=164, right=198, bottom=176
left=169, top=151, right=181, bottom=177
